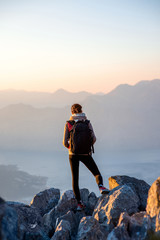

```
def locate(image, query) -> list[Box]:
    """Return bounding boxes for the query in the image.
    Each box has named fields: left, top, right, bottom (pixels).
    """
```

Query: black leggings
left=69, top=154, right=103, bottom=202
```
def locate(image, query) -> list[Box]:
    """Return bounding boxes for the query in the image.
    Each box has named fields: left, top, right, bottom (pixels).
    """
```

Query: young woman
left=63, top=103, right=109, bottom=210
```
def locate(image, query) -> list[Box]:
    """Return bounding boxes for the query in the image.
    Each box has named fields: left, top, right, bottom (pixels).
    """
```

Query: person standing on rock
left=63, top=103, right=109, bottom=210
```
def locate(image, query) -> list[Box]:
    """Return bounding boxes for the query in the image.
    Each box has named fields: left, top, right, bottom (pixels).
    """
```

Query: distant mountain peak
left=107, top=79, right=160, bottom=97
left=54, top=88, right=69, bottom=94
left=116, top=83, right=131, bottom=89
left=135, top=79, right=160, bottom=86
left=54, top=88, right=91, bottom=95
left=107, top=83, right=132, bottom=96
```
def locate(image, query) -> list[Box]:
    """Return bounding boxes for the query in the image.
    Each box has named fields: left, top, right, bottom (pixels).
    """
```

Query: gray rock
left=128, top=212, right=151, bottom=240
left=76, top=216, right=107, bottom=240
left=108, top=211, right=152, bottom=240
left=56, top=190, right=77, bottom=215
left=109, top=175, right=150, bottom=210
left=55, top=188, right=97, bottom=216
left=107, top=226, right=130, bottom=240
left=43, top=190, right=77, bottom=237
left=0, top=197, right=5, bottom=204
left=43, top=190, right=86, bottom=237
left=30, top=188, right=60, bottom=216
left=43, top=188, right=95, bottom=237
left=79, top=189, right=98, bottom=215
left=55, top=210, right=78, bottom=238
left=43, top=207, right=56, bottom=237
left=146, top=176, right=160, bottom=236
left=24, top=231, right=50, bottom=240
left=0, top=201, right=18, bottom=240
left=75, top=210, right=86, bottom=226
left=51, top=220, right=71, bottom=240
left=88, top=192, right=98, bottom=215
left=115, top=211, right=152, bottom=240
left=107, top=212, right=131, bottom=240
left=93, top=185, right=139, bottom=232
left=146, top=177, right=160, bottom=218
left=117, top=212, right=131, bottom=227
left=50, top=211, right=87, bottom=240
left=8, top=202, right=49, bottom=240
left=80, top=188, right=90, bottom=204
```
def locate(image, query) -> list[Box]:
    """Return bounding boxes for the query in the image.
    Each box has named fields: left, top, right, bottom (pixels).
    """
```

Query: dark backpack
left=67, top=120, right=94, bottom=154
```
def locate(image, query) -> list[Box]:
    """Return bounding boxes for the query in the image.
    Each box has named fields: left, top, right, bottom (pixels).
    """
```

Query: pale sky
left=0, top=0, right=160, bottom=93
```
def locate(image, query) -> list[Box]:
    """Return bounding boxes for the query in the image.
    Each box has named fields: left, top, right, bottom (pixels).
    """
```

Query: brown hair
left=71, top=104, right=82, bottom=114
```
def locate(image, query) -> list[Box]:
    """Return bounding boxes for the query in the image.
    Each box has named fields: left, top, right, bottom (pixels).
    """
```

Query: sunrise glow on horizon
left=0, top=0, right=160, bottom=94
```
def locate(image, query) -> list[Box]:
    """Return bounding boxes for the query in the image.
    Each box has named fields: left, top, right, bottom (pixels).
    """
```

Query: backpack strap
left=92, top=144, right=94, bottom=154
left=67, top=120, right=75, bottom=132
left=84, top=119, right=90, bottom=124
left=85, top=119, right=94, bottom=154
left=75, top=119, right=90, bottom=125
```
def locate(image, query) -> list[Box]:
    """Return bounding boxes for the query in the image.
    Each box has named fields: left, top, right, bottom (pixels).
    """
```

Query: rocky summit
left=1, top=175, right=160, bottom=240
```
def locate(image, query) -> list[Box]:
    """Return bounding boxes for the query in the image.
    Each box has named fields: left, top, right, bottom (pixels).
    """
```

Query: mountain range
left=0, top=88, right=93, bottom=108
left=0, top=79, right=160, bottom=152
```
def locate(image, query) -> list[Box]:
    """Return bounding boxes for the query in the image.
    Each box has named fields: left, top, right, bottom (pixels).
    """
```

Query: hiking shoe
left=77, top=201, right=85, bottom=211
left=99, top=185, right=110, bottom=194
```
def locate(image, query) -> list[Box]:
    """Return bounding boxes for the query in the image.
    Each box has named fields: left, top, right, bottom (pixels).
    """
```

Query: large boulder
left=107, top=212, right=131, bottom=240
left=0, top=199, right=18, bottom=240
left=93, top=185, right=139, bottom=232
left=43, top=207, right=57, bottom=237
left=24, top=231, right=50, bottom=240
left=54, top=188, right=97, bottom=217
left=146, top=176, right=160, bottom=218
left=51, top=220, right=71, bottom=240
left=43, top=188, right=96, bottom=237
left=55, top=210, right=78, bottom=238
left=107, top=226, right=130, bottom=240
left=128, top=212, right=151, bottom=240
left=156, top=211, right=160, bottom=233
left=76, top=216, right=106, bottom=240
left=108, top=211, right=151, bottom=240
left=146, top=176, right=160, bottom=236
left=7, top=201, right=49, bottom=240
left=80, top=189, right=98, bottom=215
left=0, top=197, right=5, bottom=204
left=88, top=191, right=98, bottom=215
left=109, top=175, right=150, bottom=210
left=43, top=189, right=77, bottom=236
left=55, top=190, right=77, bottom=214
left=30, top=188, right=60, bottom=216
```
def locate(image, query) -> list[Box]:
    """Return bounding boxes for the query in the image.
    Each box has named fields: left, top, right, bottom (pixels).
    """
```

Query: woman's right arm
left=63, top=122, right=70, bottom=148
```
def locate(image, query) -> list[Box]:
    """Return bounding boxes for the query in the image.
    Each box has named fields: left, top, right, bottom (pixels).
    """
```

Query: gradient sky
left=0, top=0, right=160, bottom=93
